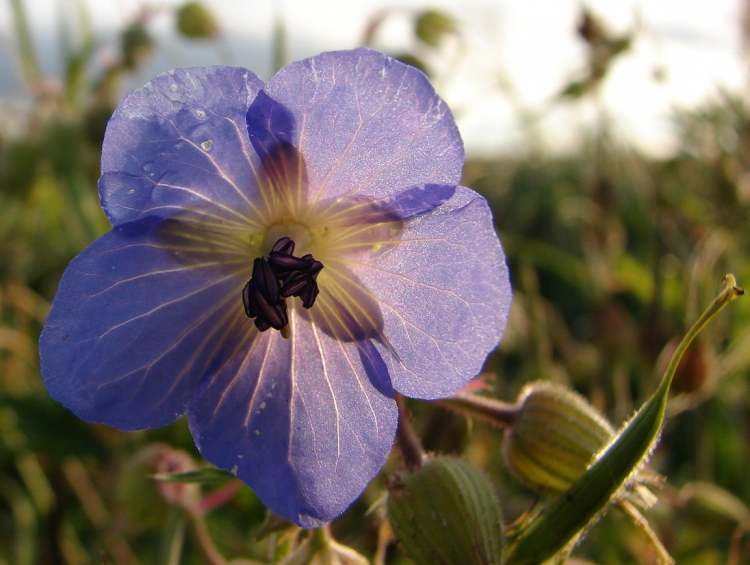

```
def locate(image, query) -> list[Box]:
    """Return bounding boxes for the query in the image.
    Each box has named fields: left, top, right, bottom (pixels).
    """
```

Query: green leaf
left=388, top=457, right=503, bottom=565
left=0, top=395, right=105, bottom=461
left=153, top=467, right=234, bottom=484
left=505, top=275, right=744, bottom=565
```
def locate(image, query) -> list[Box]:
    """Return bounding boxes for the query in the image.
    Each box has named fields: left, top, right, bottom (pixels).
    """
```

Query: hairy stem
left=396, top=395, right=427, bottom=470
left=433, top=392, right=520, bottom=428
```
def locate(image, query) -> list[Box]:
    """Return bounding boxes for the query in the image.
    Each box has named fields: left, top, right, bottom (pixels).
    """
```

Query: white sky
left=0, top=0, right=747, bottom=157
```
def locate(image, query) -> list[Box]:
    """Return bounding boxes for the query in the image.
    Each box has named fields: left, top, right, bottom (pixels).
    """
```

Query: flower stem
left=395, top=395, right=427, bottom=470
left=659, top=274, right=743, bottom=396
left=433, top=392, right=520, bottom=428
left=618, top=500, right=675, bottom=565
left=190, top=513, right=226, bottom=565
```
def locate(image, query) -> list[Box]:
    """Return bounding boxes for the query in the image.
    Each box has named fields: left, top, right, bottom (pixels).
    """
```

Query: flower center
left=242, top=237, right=324, bottom=334
left=263, top=222, right=312, bottom=255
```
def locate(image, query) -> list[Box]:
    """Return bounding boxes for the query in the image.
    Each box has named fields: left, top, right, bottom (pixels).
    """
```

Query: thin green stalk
left=618, top=500, right=674, bottom=565
left=158, top=507, right=186, bottom=565
left=9, top=0, right=41, bottom=88
left=396, top=395, right=427, bottom=469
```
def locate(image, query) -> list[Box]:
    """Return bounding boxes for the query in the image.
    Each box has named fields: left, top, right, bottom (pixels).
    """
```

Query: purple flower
left=39, top=48, right=512, bottom=527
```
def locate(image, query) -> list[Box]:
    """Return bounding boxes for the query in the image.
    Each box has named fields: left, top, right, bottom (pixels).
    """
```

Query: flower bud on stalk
left=503, top=381, right=614, bottom=495
left=502, top=381, right=658, bottom=509
left=387, top=457, right=504, bottom=565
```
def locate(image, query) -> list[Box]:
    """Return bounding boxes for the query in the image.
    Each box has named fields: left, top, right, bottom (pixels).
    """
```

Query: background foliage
left=2, top=1, right=750, bottom=563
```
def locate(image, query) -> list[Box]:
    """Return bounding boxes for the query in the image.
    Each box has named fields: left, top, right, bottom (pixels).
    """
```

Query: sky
left=0, top=0, right=747, bottom=157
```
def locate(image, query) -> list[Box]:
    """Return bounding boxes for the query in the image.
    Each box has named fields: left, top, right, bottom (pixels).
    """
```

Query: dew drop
left=200, top=139, right=213, bottom=152
left=254, top=429, right=261, bottom=436
left=259, top=401, right=266, bottom=410
left=174, top=141, right=185, bottom=150
left=194, top=109, right=206, bottom=120
left=126, top=187, right=136, bottom=195
left=169, top=83, right=178, bottom=92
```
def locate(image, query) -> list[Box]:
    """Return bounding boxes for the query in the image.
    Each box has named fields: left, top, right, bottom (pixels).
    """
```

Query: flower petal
left=40, top=217, right=250, bottom=429
left=252, top=48, right=463, bottom=203
left=99, top=66, right=267, bottom=228
left=187, top=309, right=397, bottom=527
left=344, top=186, right=512, bottom=399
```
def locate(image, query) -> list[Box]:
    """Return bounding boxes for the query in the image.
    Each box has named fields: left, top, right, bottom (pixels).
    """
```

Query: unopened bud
left=387, top=457, right=503, bottom=564
left=176, top=2, right=220, bottom=40
left=503, top=381, right=614, bottom=495
left=120, top=23, right=154, bottom=70
left=414, top=9, right=457, bottom=47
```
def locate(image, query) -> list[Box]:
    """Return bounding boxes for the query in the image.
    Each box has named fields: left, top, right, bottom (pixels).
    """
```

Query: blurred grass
left=2, top=1, right=750, bottom=563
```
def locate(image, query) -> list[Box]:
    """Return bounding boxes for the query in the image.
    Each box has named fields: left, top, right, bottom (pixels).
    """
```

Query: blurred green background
left=2, top=1, right=750, bottom=563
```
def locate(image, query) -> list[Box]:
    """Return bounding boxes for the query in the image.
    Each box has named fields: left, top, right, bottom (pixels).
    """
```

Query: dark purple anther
left=242, top=237, right=324, bottom=331
left=271, top=236, right=295, bottom=255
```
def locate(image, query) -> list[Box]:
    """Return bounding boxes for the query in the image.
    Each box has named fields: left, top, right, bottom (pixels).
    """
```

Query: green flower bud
left=120, top=23, right=154, bottom=70
left=176, top=2, right=220, bottom=40
left=503, top=381, right=614, bottom=495
left=414, top=9, right=457, bottom=47
left=387, top=457, right=503, bottom=565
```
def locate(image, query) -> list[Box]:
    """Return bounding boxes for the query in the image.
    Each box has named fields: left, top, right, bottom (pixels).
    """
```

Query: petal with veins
left=188, top=310, right=397, bottom=527
left=345, top=186, right=512, bottom=399
left=254, top=48, right=463, bottom=204
left=100, top=66, right=267, bottom=227
left=40, top=216, right=250, bottom=429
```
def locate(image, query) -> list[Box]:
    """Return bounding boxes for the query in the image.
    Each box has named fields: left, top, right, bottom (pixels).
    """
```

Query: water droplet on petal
left=127, top=187, right=136, bottom=194
left=174, top=141, right=185, bottom=150
left=200, top=139, right=213, bottom=152
left=194, top=109, right=206, bottom=120
left=169, top=83, right=178, bottom=92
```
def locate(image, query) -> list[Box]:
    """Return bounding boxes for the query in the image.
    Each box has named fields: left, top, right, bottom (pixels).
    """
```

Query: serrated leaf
left=505, top=275, right=743, bottom=565
left=388, top=457, right=503, bottom=565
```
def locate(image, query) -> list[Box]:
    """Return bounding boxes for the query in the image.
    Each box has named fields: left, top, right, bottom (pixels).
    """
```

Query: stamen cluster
left=242, top=237, right=323, bottom=331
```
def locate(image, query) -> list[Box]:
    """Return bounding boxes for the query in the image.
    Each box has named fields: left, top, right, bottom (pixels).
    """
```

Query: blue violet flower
left=39, top=48, right=512, bottom=526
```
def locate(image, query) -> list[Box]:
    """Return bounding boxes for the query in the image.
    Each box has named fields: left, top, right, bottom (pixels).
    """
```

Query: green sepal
left=505, top=275, right=743, bottom=565
left=387, top=457, right=503, bottom=565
